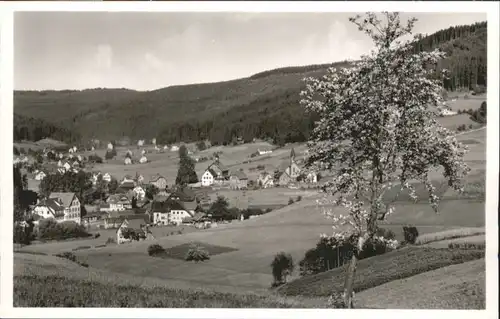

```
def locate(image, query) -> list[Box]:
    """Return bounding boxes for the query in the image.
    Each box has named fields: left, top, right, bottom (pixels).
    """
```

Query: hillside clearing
left=356, top=259, right=485, bottom=309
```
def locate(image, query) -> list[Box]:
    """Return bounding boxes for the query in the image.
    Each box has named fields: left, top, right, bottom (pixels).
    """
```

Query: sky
left=14, top=12, right=486, bottom=91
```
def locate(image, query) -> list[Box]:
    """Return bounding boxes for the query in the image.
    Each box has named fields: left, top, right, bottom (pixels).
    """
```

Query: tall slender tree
left=175, top=145, right=199, bottom=186
left=301, top=12, right=469, bottom=308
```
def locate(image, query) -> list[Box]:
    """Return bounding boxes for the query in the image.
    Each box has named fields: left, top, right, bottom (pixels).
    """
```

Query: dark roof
left=38, top=198, right=65, bottom=218
left=230, top=170, right=248, bottom=180
left=150, top=174, right=166, bottom=183
left=120, top=181, right=136, bottom=189
left=121, top=217, right=149, bottom=229
left=49, top=192, right=76, bottom=208
left=168, top=186, right=196, bottom=202
left=107, top=209, right=143, bottom=219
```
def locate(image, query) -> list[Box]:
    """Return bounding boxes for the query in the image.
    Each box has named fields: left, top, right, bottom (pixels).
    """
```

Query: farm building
left=121, top=175, right=135, bottom=185
left=32, top=198, right=65, bottom=222
left=139, top=156, right=148, bottom=164
left=134, top=172, right=144, bottom=185
left=102, top=173, right=112, bottom=182
left=116, top=217, right=152, bottom=244
left=63, top=162, right=71, bottom=171
left=201, top=168, right=215, bottom=186
left=124, top=157, right=132, bottom=165
left=47, top=192, right=81, bottom=224
left=229, top=170, right=248, bottom=190
left=133, top=185, right=146, bottom=200
left=305, top=171, right=318, bottom=184
left=103, top=194, right=132, bottom=212
left=258, top=172, right=274, bottom=188
left=107, top=142, right=114, bottom=150
left=137, top=139, right=145, bottom=147
left=34, top=170, right=47, bottom=181
left=170, top=145, right=179, bottom=152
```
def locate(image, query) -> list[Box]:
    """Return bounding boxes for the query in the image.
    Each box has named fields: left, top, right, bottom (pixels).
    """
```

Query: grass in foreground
left=14, top=275, right=307, bottom=308
left=415, top=227, right=485, bottom=245
left=277, top=247, right=484, bottom=297
left=356, top=259, right=485, bottom=309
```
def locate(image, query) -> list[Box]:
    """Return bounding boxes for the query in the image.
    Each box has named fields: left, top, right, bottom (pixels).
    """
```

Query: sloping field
left=13, top=252, right=325, bottom=308
left=356, top=259, right=485, bottom=309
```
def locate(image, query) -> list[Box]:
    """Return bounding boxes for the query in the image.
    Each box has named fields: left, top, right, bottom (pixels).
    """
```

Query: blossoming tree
left=301, top=12, right=470, bottom=308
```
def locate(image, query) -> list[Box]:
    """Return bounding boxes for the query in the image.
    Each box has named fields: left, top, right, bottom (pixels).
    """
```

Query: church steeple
left=290, top=148, right=296, bottom=165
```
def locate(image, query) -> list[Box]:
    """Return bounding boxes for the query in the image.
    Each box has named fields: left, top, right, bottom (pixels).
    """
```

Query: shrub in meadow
left=288, top=198, right=294, bottom=205
left=185, top=244, right=210, bottom=262
left=271, top=252, right=294, bottom=287
left=147, top=244, right=166, bottom=256
left=94, top=233, right=101, bottom=239
left=403, top=226, right=419, bottom=244
left=37, top=219, right=90, bottom=241
left=299, top=232, right=399, bottom=277
left=296, top=195, right=302, bottom=202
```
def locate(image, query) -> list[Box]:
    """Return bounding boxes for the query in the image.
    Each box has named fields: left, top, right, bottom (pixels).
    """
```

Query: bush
left=298, top=233, right=393, bottom=277
left=185, top=244, right=210, bottom=262
left=104, top=149, right=117, bottom=160
left=256, top=165, right=265, bottom=171
left=403, top=225, right=419, bottom=244
left=37, top=219, right=90, bottom=241
left=448, top=242, right=486, bottom=250
left=88, top=154, right=103, bottom=164
left=375, top=227, right=396, bottom=240
left=296, top=195, right=302, bottom=202
left=72, top=245, right=91, bottom=251
left=288, top=198, right=294, bottom=205
left=94, top=233, right=100, bottom=239
left=148, top=244, right=166, bottom=256
left=55, top=252, right=89, bottom=268
left=271, top=252, right=294, bottom=287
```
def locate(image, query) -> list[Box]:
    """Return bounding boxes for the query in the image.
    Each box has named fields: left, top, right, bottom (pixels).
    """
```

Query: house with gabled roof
left=229, top=170, right=248, bottom=190
left=32, top=198, right=65, bottom=222
left=276, top=148, right=301, bottom=185
left=258, top=172, right=274, bottom=188
left=34, top=170, right=47, bottom=181
left=63, top=162, right=71, bottom=172
left=102, top=172, right=112, bottom=182
left=47, top=192, right=81, bottom=224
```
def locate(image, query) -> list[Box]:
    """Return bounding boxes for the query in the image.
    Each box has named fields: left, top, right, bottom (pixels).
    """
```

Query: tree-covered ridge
left=14, top=113, right=81, bottom=144
left=13, top=21, right=486, bottom=145
left=412, top=22, right=487, bottom=90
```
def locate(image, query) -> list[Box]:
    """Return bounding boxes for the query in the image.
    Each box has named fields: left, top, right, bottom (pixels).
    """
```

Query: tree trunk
left=343, top=252, right=358, bottom=308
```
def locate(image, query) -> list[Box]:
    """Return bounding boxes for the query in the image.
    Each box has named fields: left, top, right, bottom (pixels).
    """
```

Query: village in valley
left=11, top=11, right=490, bottom=310
left=15, top=136, right=322, bottom=245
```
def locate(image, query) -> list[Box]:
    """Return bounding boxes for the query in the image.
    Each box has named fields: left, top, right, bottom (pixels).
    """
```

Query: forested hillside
left=14, top=21, right=486, bottom=146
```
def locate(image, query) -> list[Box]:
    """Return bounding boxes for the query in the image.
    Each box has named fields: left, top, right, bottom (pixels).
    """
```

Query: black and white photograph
left=1, top=1, right=498, bottom=316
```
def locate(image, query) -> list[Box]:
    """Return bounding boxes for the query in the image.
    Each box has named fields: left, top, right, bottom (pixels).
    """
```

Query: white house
left=201, top=169, right=215, bottom=187
left=170, top=145, right=179, bottom=152
left=103, top=173, right=112, bottom=182
left=77, top=155, right=83, bottom=162
left=107, top=142, right=114, bottom=150
left=137, top=139, right=145, bottom=147
left=73, top=146, right=77, bottom=153
left=46, top=192, right=81, bottom=224
left=116, top=217, right=150, bottom=245
left=306, top=171, right=318, bottom=184
left=124, top=157, right=132, bottom=165
left=152, top=138, right=157, bottom=145
left=34, top=170, right=47, bottom=181
left=133, top=185, right=146, bottom=201
left=163, top=145, right=169, bottom=150
left=440, top=109, right=458, bottom=116
left=258, top=149, right=273, bottom=155
left=139, top=156, right=148, bottom=164
left=63, top=162, right=71, bottom=171
left=33, top=199, right=65, bottom=222
left=68, top=148, right=74, bottom=154
left=57, top=160, right=63, bottom=167
left=141, top=149, right=146, bottom=155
